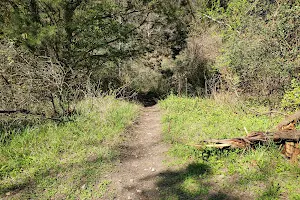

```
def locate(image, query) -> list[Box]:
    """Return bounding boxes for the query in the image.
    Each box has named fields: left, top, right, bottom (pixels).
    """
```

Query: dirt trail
left=108, top=105, right=169, bottom=200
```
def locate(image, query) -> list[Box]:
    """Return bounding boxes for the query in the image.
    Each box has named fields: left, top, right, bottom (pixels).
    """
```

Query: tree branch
left=201, top=14, right=240, bottom=34
left=74, top=12, right=150, bottom=65
left=0, top=109, right=64, bottom=121
left=0, top=109, right=30, bottom=114
left=187, top=0, right=196, bottom=20
left=1, top=74, right=10, bottom=85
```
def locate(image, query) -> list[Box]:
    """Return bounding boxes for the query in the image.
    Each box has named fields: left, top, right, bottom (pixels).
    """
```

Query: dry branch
left=0, top=109, right=31, bottom=114
left=0, top=109, right=64, bottom=121
left=195, top=131, right=300, bottom=149
left=277, top=110, right=300, bottom=130
left=193, top=111, right=300, bottom=162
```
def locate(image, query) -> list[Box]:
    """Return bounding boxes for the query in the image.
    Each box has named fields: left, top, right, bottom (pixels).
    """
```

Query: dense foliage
left=0, top=0, right=192, bottom=115
left=1, top=0, right=299, bottom=113
left=1, top=0, right=190, bottom=66
left=191, top=0, right=300, bottom=105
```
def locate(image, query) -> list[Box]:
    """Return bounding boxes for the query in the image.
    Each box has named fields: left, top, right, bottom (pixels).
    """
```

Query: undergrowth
left=159, top=95, right=300, bottom=200
left=0, top=96, right=139, bottom=199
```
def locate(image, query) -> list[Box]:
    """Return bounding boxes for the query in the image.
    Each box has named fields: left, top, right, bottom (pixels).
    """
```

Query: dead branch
left=195, top=131, right=300, bottom=149
left=192, top=111, right=300, bottom=162
left=277, top=110, right=300, bottom=130
left=0, top=109, right=63, bottom=121
left=0, top=109, right=31, bottom=114
left=201, top=14, right=241, bottom=34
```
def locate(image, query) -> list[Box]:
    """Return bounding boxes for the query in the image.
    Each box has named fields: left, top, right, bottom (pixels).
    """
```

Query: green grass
left=0, top=96, right=140, bottom=199
left=159, top=95, right=300, bottom=200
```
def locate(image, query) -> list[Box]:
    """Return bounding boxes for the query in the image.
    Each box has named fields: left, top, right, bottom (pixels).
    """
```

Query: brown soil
left=106, top=105, right=254, bottom=200
left=107, top=105, right=170, bottom=200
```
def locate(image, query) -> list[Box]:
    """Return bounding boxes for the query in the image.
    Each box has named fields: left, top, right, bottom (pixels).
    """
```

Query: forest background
left=0, top=0, right=299, bottom=135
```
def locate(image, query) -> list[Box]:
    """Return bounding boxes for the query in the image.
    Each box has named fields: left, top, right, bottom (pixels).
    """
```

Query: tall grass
left=159, top=95, right=300, bottom=199
left=0, top=96, right=139, bottom=199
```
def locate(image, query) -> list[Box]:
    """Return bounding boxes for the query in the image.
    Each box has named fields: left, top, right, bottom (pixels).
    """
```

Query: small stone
left=6, top=192, right=11, bottom=196
left=118, top=179, right=122, bottom=183
left=81, top=184, right=86, bottom=189
left=130, top=179, right=134, bottom=183
left=151, top=168, right=156, bottom=172
left=128, top=196, right=132, bottom=199
left=136, top=189, right=142, bottom=193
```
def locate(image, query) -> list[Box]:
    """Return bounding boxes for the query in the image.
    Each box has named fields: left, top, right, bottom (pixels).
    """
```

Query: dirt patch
left=106, top=105, right=258, bottom=200
left=106, top=105, right=171, bottom=200
left=105, top=105, right=254, bottom=200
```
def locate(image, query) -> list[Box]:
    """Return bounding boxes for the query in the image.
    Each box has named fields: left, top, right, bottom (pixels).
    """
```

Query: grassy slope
left=159, top=95, right=300, bottom=200
left=0, top=96, right=139, bottom=199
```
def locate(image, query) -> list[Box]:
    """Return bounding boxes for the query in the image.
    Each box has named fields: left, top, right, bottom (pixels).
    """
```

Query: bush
left=0, top=39, right=92, bottom=141
left=192, top=0, right=300, bottom=104
left=0, top=39, right=93, bottom=117
left=281, top=78, right=300, bottom=110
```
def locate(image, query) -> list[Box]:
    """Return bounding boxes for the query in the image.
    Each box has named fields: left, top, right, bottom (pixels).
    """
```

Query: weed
left=159, top=95, right=300, bottom=199
left=0, top=96, right=139, bottom=199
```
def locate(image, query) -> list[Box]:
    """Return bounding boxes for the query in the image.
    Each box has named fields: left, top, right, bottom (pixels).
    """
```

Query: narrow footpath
left=108, top=105, right=170, bottom=200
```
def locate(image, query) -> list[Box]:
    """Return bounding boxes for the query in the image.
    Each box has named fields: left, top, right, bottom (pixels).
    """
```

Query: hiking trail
left=107, top=105, right=171, bottom=200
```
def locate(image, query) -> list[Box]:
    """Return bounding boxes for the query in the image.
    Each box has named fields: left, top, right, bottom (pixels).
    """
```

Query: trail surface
left=108, top=105, right=169, bottom=200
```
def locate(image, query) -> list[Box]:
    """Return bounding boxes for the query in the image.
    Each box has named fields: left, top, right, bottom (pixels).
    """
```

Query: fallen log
left=193, top=111, right=300, bottom=162
left=194, top=131, right=300, bottom=162
left=195, top=131, right=300, bottom=149
left=277, top=110, right=300, bottom=130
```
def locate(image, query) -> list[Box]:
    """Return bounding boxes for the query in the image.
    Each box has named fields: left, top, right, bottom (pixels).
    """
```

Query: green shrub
left=281, top=78, right=300, bottom=110
left=192, top=0, right=300, bottom=104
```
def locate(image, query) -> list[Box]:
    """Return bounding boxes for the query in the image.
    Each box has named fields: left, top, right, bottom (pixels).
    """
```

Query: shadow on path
left=138, top=162, right=241, bottom=200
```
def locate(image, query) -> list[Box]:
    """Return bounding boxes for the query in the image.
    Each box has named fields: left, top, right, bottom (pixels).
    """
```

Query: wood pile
left=195, top=111, right=300, bottom=162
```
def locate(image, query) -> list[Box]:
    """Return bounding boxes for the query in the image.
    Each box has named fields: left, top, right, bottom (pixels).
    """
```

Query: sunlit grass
left=159, top=95, right=300, bottom=199
left=0, top=96, right=140, bottom=199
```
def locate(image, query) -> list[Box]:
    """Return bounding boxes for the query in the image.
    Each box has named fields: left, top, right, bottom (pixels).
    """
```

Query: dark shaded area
left=136, top=91, right=160, bottom=107
left=135, top=163, right=242, bottom=200
left=154, top=163, right=239, bottom=200
left=206, top=0, right=230, bottom=10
